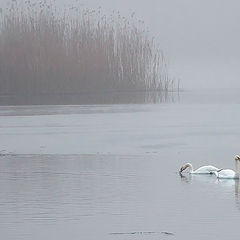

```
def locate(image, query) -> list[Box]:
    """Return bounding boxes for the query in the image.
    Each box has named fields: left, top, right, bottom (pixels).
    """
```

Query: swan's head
left=234, top=155, right=240, bottom=161
left=179, top=163, right=191, bottom=173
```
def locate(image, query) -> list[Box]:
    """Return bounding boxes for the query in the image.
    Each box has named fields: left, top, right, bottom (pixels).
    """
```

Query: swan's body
left=214, top=155, right=240, bottom=179
left=179, top=163, right=220, bottom=174
left=214, top=169, right=239, bottom=179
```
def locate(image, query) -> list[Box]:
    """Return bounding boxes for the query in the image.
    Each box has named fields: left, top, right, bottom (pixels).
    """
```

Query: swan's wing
left=205, top=165, right=220, bottom=172
left=194, top=165, right=219, bottom=174
left=217, top=169, right=236, bottom=179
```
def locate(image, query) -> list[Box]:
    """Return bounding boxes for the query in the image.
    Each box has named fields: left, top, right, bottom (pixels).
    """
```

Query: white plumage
left=179, top=163, right=220, bottom=174
left=213, top=155, right=240, bottom=179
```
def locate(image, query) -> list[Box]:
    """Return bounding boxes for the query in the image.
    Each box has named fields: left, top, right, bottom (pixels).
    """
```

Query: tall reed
left=0, top=0, right=175, bottom=95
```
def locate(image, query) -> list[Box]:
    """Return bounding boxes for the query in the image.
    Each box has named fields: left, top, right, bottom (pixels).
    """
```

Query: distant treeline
left=0, top=0, right=177, bottom=96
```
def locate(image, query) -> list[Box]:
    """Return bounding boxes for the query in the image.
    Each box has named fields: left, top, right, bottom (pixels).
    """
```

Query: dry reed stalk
left=0, top=0, right=175, bottom=95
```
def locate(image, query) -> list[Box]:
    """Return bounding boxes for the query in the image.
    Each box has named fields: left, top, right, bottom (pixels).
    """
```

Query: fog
left=1, top=1, right=240, bottom=238
left=1, top=0, right=239, bottom=89
left=80, top=0, right=240, bottom=89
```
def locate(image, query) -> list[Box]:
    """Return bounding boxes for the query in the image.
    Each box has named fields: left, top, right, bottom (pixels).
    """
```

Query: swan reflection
left=179, top=172, right=216, bottom=184
left=179, top=172, right=240, bottom=210
left=215, top=178, right=240, bottom=210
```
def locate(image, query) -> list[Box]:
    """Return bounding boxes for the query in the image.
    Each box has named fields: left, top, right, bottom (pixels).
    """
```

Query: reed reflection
left=0, top=91, right=179, bottom=105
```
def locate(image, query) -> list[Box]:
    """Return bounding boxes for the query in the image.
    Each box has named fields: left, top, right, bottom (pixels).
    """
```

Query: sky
left=1, top=0, right=240, bottom=89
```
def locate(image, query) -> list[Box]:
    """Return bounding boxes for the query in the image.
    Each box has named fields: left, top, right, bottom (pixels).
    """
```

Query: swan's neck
left=186, top=163, right=194, bottom=173
left=235, top=161, right=239, bottom=174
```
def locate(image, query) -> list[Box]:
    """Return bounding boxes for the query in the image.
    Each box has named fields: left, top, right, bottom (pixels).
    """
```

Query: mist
left=55, top=0, right=240, bottom=89
left=1, top=1, right=240, bottom=239
left=1, top=0, right=239, bottom=89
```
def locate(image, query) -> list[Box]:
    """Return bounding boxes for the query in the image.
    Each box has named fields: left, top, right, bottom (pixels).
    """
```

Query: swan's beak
left=179, top=167, right=183, bottom=173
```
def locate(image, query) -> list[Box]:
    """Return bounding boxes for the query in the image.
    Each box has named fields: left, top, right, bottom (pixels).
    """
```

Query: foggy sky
left=1, top=0, right=240, bottom=89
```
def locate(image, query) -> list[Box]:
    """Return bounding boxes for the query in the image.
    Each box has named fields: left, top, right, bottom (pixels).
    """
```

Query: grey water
left=0, top=89, right=240, bottom=239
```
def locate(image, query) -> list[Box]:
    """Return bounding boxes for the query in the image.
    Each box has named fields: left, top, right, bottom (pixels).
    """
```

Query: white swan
left=214, top=155, right=240, bottom=179
left=179, top=162, right=220, bottom=174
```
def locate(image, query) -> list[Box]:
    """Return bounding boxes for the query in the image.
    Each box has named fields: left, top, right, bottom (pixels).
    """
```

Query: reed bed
left=0, top=0, right=175, bottom=96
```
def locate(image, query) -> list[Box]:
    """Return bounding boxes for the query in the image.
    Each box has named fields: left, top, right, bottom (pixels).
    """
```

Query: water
left=0, top=89, right=240, bottom=239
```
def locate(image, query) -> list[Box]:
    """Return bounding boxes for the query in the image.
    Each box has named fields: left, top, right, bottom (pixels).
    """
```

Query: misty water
left=0, top=89, right=240, bottom=239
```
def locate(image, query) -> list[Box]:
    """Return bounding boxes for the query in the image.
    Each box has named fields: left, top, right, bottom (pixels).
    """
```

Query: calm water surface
left=0, top=90, right=240, bottom=239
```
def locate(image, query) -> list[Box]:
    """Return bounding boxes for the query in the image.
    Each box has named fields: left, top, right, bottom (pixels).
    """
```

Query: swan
left=179, top=163, right=220, bottom=174
left=213, top=155, right=240, bottom=179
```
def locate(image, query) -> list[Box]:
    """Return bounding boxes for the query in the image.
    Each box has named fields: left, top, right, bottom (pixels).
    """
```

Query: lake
left=0, top=89, right=240, bottom=239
